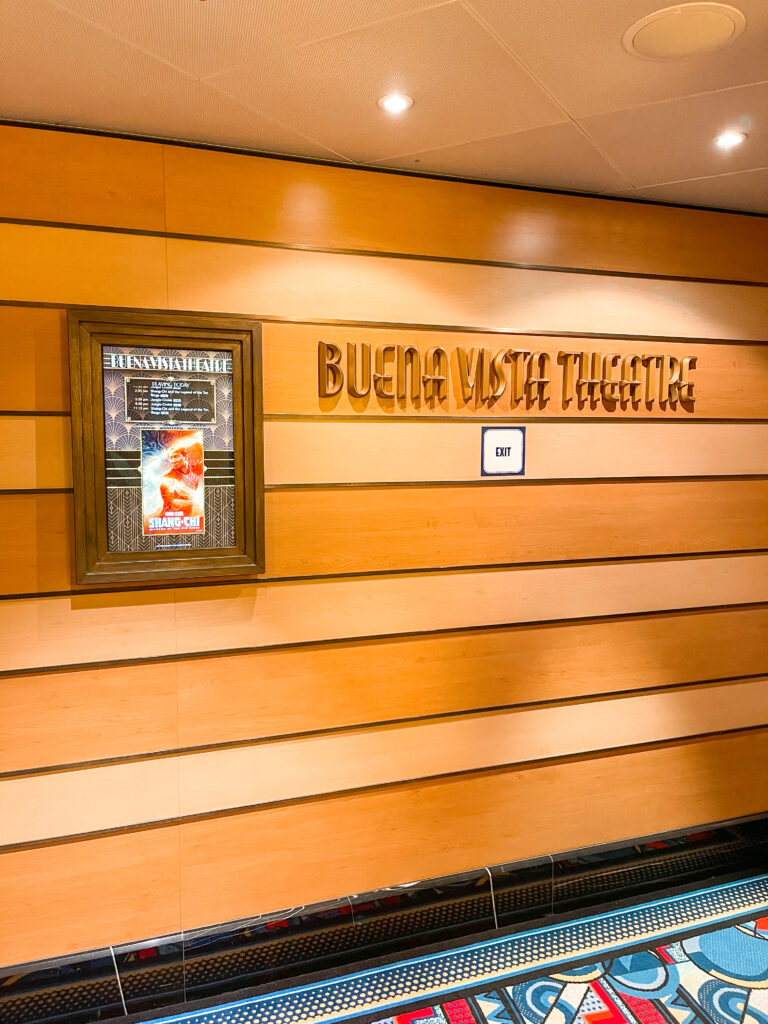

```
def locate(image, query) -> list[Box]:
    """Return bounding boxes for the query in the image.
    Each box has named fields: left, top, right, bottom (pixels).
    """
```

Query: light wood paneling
left=0, top=126, right=166, bottom=232
left=0, top=224, right=168, bottom=308
left=266, top=479, right=768, bottom=573
left=2, top=731, right=763, bottom=967
left=0, top=493, right=73, bottom=592
left=0, top=417, right=71, bottom=490
left=0, top=826, right=181, bottom=966
left=1, top=607, right=765, bottom=774
left=2, top=126, right=766, bottom=283
left=178, top=730, right=768, bottom=929
left=0, top=416, right=70, bottom=490
left=6, top=418, right=768, bottom=494
left=0, top=757, right=179, bottom=845
left=3, top=679, right=767, bottom=845
left=2, top=555, right=766, bottom=672
left=265, top=422, right=768, bottom=484
left=166, top=237, right=768, bottom=340
left=0, top=588, right=177, bottom=672
left=180, top=679, right=768, bottom=820
left=3, top=480, right=767, bottom=595
left=0, top=307, right=68, bottom=412
left=263, top=323, right=768, bottom=420
left=162, top=144, right=768, bottom=283
left=0, top=662, right=178, bottom=774
left=5, top=306, right=768, bottom=421
left=176, top=606, right=768, bottom=748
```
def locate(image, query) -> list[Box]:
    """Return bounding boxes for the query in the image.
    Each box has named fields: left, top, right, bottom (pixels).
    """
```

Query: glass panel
left=551, top=824, right=768, bottom=917
left=490, top=856, right=554, bottom=930
left=182, top=897, right=355, bottom=1003
left=113, top=932, right=184, bottom=1016
left=0, top=948, right=123, bottom=1024
left=349, top=867, right=496, bottom=957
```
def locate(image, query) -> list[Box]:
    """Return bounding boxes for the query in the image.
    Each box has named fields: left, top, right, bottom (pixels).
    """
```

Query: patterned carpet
left=143, top=875, right=768, bottom=1024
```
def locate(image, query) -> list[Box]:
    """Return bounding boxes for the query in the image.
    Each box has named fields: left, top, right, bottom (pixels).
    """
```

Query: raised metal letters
left=317, top=341, right=697, bottom=410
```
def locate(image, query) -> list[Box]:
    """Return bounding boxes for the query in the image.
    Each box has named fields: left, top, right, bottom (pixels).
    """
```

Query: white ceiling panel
left=0, top=0, right=765, bottom=213
left=0, top=0, right=192, bottom=123
left=207, top=2, right=567, bottom=163
left=579, top=81, right=768, bottom=187
left=47, top=0, right=441, bottom=80
left=85, top=80, right=343, bottom=159
left=377, top=121, right=631, bottom=192
left=631, top=167, right=768, bottom=213
left=464, top=0, right=768, bottom=117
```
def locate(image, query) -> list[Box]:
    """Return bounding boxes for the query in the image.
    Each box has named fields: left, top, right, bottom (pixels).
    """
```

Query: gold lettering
left=641, top=354, right=662, bottom=404
left=456, top=347, right=485, bottom=403
left=318, top=341, right=343, bottom=397
left=346, top=343, right=371, bottom=398
left=488, top=349, right=507, bottom=399
left=679, top=356, right=697, bottom=402
left=422, top=347, right=448, bottom=401
left=661, top=355, right=682, bottom=403
left=504, top=350, right=530, bottom=404
left=620, top=355, right=643, bottom=402
left=558, top=352, right=580, bottom=404
left=576, top=352, right=602, bottom=402
left=373, top=345, right=396, bottom=399
left=527, top=351, right=552, bottom=402
left=601, top=353, right=621, bottom=402
left=397, top=346, right=421, bottom=401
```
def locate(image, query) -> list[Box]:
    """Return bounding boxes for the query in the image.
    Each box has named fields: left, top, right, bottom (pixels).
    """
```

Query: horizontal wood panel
left=5, top=305, right=768, bottom=420
left=6, top=418, right=768, bottom=492
left=3, top=126, right=767, bottom=283
left=0, top=126, right=166, bottom=232
left=0, top=224, right=168, bottom=308
left=0, top=825, right=181, bottom=967
left=267, top=479, right=768, bottom=572
left=176, top=606, right=768, bottom=747
left=3, top=731, right=765, bottom=966
left=178, top=730, right=768, bottom=931
left=2, top=556, right=766, bottom=672
left=0, top=661, right=178, bottom=773
left=265, top=422, right=768, bottom=484
left=166, top=236, right=768, bottom=341
left=262, top=323, right=768, bottom=420
left=2, top=223, right=763, bottom=339
left=0, top=757, right=178, bottom=845
left=3, top=480, right=768, bottom=596
left=0, top=306, right=68, bottom=412
left=162, top=143, right=768, bottom=283
left=3, top=679, right=766, bottom=845
left=3, top=607, right=766, bottom=775
left=0, top=417, right=72, bottom=489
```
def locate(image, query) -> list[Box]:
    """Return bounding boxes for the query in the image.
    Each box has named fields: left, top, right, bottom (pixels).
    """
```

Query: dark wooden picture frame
left=68, top=310, right=265, bottom=584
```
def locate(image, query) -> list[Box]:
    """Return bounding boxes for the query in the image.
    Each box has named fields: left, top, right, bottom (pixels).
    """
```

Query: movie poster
left=141, top=430, right=205, bottom=536
left=103, top=345, right=235, bottom=554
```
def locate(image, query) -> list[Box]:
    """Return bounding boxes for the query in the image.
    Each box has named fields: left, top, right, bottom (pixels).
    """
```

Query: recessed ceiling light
left=623, top=3, right=746, bottom=61
left=377, top=93, right=414, bottom=115
left=715, top=130, right=747, bottom=150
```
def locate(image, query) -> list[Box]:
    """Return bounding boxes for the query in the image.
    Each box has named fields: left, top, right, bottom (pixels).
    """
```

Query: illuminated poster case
left=68, top=311, right=264, bottom=584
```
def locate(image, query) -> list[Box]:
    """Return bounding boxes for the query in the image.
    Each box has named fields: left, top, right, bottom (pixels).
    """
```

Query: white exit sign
left=481, top=427, right=526, bottom=476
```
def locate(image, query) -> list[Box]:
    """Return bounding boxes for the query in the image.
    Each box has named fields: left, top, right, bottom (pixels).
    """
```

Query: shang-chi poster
left=103, top=344, right=235, bottom=554
left=141, top=430, right=205, bottom=536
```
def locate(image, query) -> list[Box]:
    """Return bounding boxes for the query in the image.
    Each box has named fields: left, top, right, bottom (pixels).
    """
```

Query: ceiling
left=1, top=0, right=766, bottom=213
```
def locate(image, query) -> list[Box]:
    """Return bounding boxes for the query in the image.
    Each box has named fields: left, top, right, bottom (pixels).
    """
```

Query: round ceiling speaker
left=623, top=3, right=746, bottom=60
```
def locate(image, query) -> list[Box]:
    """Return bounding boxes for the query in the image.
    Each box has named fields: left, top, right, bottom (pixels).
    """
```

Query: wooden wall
left=1, top=124, right=767, bottom=968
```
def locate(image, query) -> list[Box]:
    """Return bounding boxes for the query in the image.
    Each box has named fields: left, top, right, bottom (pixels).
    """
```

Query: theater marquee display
left=68, top=311, right=264, bottom=584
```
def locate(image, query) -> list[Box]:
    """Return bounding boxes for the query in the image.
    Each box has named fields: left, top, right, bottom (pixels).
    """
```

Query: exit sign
left=481, top=426, right=526, bottom=477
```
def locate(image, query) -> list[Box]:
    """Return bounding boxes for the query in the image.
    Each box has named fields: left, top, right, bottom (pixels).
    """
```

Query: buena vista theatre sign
left=318, top=342, right=696, bottom=409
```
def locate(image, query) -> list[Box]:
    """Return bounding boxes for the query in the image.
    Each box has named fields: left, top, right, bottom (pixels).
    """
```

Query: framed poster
left=68, top=311, right=264, bottom=583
